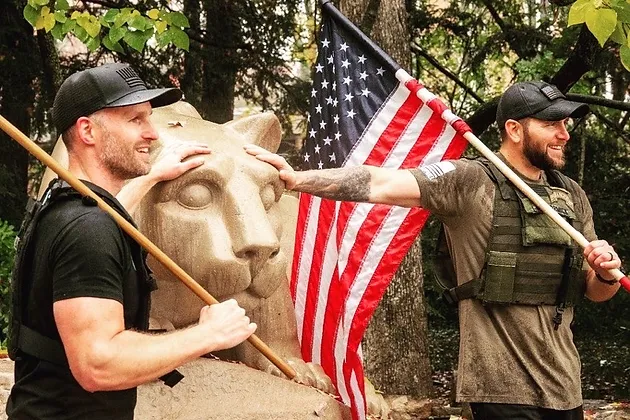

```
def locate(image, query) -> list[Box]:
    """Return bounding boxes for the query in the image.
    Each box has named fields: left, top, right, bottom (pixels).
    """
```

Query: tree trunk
left=202, top=0, right=237, bottom=123
left=338, top=0, right=433, bottom=397
left=0, top=0, right=39, bottom=227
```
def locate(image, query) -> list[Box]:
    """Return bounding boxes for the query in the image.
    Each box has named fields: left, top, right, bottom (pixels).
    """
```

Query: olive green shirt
left=411, top=157, right=596, bottom=410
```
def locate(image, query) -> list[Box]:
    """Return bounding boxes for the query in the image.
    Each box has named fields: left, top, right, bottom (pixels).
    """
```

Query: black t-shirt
left=6, top=182, right=145, bottom=420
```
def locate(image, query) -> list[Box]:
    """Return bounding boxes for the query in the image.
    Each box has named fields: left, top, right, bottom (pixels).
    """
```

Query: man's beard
left=522, top=129, right=565, bottom=171
left=99, top=126, right=150, bottom=180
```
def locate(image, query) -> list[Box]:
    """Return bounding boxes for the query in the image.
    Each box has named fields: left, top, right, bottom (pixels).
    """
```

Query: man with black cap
left=244, top=81, right=621, bottom=420
left=6, top=63, right=257, bottom=420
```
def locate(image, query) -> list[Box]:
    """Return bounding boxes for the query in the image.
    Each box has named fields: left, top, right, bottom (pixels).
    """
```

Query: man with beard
left=245, top=81, right=621, bottom=420
left=6, top=63, right=257, bottom=420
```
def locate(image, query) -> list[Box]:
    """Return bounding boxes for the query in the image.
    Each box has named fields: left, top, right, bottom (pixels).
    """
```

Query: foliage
left=0, top=220, right=16, bottom=348
left=568, top=0, right=630, bottom=70
left=22, top=0, right=190, bottom=52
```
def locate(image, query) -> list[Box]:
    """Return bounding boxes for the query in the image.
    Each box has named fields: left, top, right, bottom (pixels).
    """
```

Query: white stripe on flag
left=294, top=196, right=322, bottom=344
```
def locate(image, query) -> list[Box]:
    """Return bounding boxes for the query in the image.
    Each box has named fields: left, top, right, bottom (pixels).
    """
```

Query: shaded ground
left=413, top=323, right=630, bottom=420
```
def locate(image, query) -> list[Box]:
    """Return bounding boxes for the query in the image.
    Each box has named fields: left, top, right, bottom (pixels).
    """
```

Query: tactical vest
left=9, top=179, right=182, bottom=387
left=434, top=158, right=586, bottom=313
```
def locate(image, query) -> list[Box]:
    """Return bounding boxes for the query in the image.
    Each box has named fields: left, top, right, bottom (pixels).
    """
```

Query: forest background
left=0, top=0, right=629, bottom=405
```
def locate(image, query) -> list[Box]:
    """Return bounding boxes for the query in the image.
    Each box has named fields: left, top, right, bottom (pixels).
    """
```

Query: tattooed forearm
left=297, top=167, right=372, bottom=202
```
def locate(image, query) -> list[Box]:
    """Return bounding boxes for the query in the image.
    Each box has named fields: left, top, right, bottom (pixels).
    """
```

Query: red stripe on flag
left=299, top=198, right=338, bottom=362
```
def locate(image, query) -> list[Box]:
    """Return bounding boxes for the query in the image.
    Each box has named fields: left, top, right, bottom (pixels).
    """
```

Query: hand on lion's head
left=137, top=103, right=291, bottom=328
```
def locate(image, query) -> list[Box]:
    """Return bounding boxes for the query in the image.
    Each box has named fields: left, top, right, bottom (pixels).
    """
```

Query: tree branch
left=549, top=26, right=603, bottom=91
left=591, top=109, right=630, bottom=146
left=566, top=93, right=630, bottom=112
left=411, top=43, right=484, bottom=104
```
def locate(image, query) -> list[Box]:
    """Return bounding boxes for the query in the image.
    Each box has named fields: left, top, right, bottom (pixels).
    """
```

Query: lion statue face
left=134, top=103, right=292, bottom=328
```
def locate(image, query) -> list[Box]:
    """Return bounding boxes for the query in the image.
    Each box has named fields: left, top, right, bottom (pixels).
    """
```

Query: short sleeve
left=409, top=159, right=491, bottom=219
left=50, top=210, right=128, bottom=304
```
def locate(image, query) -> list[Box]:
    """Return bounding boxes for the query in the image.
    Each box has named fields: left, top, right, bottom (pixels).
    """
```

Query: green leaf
left=114, top=8, right=132, bottom=28
left=610, top=22, right=627, bottom=44
left=50, top=22, right=64, bottom=40
left=109, top=26, right=126, bottom=43
left=54, top=10, right=67, bottom=23
left=166, top=12, right=189, bottom=28
left=156, top=28, right=172, bottom=48
left=620, top=45, right=630, bottom=70
left=102, top=34, right=124, bottom=53
left=568, top=0, right=596, bottom=26
left=169, top=26, right=189, bottom=50
left=123, top=30, right=147, bottom=52
left=34, top=0, right=49, bottom=5
left=129, top=14, right=148, bottom=31
left=70, top=10, right=81, bottom=20
left=74, top=26, right=88, bottom=42
left=62, top=18, right=76, bottom=34
left=147, top=9, right=160, bottom=20
left=86, top=36, right=101, bottom=52
left=23, top=5, right=39, bottom=27
left=55, top=0, right=69, bottom=11
left=586, top=8, right=618, bottom=46
left=103, top=9, right=120, bottom=23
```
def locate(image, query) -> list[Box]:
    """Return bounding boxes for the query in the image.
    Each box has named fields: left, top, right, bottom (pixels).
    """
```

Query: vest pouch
left=516, top=187, right=574, bottom=247
left=481, top=251, right=517, bottom=304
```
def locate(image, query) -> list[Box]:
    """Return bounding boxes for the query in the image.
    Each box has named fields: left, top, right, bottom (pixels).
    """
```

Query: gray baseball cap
left=496, top=81, right=589, bottom=129
left=52, top=63, right=182, bottom=133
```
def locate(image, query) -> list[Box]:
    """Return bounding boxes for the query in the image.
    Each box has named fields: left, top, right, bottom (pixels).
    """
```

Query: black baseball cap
left=52, top=63, right=182, bottom=133
left=496, top=81, right=589, bottom=129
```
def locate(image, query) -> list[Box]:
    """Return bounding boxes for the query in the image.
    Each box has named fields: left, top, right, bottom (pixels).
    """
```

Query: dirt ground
left=381, top=396, right=630, bottom=420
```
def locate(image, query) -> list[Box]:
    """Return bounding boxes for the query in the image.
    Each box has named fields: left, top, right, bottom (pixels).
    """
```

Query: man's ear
left=74, top=116, right=98, bottom=146
left=504, top=119, right=523, bottom=145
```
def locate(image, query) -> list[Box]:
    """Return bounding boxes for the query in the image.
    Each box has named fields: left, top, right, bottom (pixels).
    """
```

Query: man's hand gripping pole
left=0, top=114, right=297, bottom=379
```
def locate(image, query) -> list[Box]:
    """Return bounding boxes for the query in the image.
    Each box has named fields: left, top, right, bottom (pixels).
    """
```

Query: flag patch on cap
left=117, top=67, right=146, bottom=89
left=420, top=161, right=455, bottom=180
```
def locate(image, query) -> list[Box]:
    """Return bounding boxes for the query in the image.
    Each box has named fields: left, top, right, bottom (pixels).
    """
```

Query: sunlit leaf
left=586, top=8, right=618, bottom=46
left=147, top=9, right=160, bottom=20
left=155, top=20, right=168, bottom=34
left=43, top=11, right=56, bottom=32
left=568, top=0, right=596, bottom=26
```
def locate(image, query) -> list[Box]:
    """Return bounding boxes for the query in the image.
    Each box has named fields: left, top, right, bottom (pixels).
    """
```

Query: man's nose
left=558, top=121, right=570, bottom=141
left=144, top=122, right=159, bottom=141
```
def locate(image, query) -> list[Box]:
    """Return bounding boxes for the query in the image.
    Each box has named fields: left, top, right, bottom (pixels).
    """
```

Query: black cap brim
left=531, top=99, right=590, bottom=122
left=106, top=87, right=182, bottom=109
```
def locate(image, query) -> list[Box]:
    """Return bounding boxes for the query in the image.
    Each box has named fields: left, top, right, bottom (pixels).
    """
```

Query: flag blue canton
left=305, top=14, right=398, bottom=170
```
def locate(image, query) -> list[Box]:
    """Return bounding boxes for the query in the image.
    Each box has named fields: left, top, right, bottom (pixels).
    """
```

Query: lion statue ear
left=225, top=112, right=282, bottom=153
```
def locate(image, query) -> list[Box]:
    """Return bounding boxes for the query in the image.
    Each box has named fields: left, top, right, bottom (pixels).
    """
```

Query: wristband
left=595, top=272, right=618, bottom=285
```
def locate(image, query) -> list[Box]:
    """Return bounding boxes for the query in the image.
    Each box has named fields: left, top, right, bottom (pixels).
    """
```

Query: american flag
left=291, top=3, right=469, bottom=418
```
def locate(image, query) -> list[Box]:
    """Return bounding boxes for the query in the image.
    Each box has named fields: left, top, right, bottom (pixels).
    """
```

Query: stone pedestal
left=136, top=359, right=350, bottom=419
left=0, top=358, right=350, bottom=420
